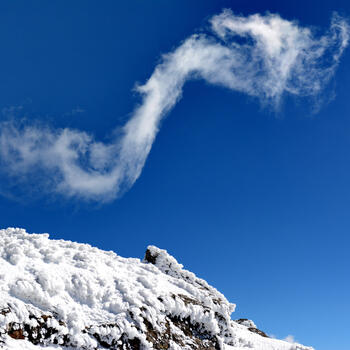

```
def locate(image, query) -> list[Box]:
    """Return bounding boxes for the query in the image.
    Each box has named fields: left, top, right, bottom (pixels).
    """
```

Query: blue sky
left=0, top=1, right=349, bottom=349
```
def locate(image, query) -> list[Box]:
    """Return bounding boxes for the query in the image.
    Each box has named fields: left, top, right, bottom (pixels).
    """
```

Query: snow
left=0, top=228, right=314, bottom=349
left=4, top=337, right=68, bottom=350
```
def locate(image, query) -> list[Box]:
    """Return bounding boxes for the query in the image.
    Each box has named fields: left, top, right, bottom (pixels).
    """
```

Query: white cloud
left=284, top=334, right=296, bottom=343
left=0, top=11, right=348, bottom=201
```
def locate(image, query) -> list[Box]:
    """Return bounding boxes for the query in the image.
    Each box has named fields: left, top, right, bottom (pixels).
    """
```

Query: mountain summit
left=0, top=228, right=313, bottom=350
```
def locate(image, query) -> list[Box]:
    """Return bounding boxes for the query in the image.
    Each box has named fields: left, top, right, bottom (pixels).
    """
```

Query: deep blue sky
left=0, top=1, right=349, bottom=349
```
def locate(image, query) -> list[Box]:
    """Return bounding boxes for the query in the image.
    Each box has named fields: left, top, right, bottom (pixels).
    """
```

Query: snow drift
left=0, top=228, right=313, bottom=350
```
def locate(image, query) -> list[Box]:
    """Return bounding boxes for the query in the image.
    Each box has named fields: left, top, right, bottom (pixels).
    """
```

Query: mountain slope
left=0, top=228, right=313, bottom=350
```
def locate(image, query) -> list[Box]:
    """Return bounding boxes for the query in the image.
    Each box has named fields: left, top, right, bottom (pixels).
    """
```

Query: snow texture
left=0, top=228, right=314, bottom=350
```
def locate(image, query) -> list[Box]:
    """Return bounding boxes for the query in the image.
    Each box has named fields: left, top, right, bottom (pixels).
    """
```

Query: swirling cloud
left=0, top=11, right=348, bottom=201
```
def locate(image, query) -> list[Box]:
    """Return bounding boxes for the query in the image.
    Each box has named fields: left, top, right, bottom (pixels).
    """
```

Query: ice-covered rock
left=0, top=228, right=313, bottom=350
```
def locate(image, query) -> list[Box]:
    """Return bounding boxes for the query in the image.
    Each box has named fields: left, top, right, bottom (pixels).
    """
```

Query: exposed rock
left=234, top=319, right=269, bottom=338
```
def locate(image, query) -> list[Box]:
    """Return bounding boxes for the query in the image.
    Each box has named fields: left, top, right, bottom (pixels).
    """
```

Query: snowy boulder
left=234, top=319, right=268, bottom=338
left=0, top=228, right=313, bottom=350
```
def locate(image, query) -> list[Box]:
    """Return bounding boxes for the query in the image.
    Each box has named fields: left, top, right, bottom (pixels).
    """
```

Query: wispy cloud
left=2, top=105, right=24, bottom=118
left=0, top=11, right=348, bottom=202
left=63, top=107, right=85, bottom=117
left=284, top=334, right=296, bottom=343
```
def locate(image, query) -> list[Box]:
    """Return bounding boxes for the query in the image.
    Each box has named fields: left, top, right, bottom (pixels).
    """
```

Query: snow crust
left=0, top=228, right=313, bottom=350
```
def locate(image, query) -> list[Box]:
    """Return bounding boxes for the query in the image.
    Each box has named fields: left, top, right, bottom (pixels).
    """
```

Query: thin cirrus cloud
left=0, top=10, right=349, bottom=202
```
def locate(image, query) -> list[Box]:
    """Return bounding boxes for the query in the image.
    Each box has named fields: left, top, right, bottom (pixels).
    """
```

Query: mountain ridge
left=0, top=228, right=313, bottom=350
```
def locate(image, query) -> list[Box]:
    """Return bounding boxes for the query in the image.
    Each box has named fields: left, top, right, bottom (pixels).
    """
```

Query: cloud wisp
left=0, top=10, right=348, bottom=202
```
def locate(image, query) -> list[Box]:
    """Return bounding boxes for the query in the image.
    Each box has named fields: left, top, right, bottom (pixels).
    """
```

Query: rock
left=234, top=319, right=269, bottom=338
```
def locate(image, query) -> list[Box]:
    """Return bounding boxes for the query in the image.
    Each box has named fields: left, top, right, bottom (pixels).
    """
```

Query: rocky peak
left=0, top=228, right=313, bottom=350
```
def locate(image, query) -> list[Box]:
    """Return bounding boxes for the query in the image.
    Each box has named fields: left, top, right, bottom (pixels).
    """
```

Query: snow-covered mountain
left=0, top=228, right=313, bottom=350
